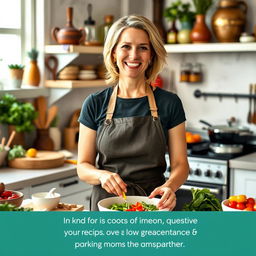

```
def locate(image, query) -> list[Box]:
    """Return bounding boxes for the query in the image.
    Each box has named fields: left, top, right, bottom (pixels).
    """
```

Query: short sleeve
left=166, top=94, right=186, bottom=130
left=78, top=94, right=97, bottom=130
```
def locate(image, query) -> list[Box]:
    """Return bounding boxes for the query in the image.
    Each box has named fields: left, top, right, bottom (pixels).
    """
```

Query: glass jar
left=189, top=63, right=202, bottom=83
left=180, top=63, right=192, bottom=82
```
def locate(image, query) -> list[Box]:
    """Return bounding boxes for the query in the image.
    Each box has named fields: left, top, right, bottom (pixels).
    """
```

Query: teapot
left=52, top=7, right=85, bottom=45
left=211, top=0, right=247, bottom=42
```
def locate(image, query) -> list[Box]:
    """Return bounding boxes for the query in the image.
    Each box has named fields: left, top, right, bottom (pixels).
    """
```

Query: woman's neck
left=118, top=77, right=147, bottom=98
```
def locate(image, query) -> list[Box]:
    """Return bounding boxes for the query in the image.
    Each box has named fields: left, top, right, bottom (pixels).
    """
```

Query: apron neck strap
left=106, top=84, right=158, bottom=121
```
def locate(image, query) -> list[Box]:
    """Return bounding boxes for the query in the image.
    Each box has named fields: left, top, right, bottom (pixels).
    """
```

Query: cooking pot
left=199, top=120, right=252, bottom=144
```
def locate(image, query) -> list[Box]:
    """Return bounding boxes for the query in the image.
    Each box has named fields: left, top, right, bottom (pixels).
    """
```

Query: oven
left=165, top=154, right=229, bottom=211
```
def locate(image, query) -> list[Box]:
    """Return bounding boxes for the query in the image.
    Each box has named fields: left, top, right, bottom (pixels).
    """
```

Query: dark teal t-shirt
left=78, top=86, right=186, bottom=139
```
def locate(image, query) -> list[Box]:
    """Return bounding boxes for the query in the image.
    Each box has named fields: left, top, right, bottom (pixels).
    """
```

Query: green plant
left=27, top=48, right=39, bottom=61
left=164, top=0, right=182, bottom=21
left=0, top=93, right=37, bottom=132
left=179, top=3, right=195, bottom=23
left=8, top=64, right=24, bottom=69
left=192, top=0, right=213, bottom=15
left=8, top=145, right=26, bottom=160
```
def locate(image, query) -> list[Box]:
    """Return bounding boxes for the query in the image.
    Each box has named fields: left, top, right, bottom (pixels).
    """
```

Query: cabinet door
left=232, top=169, right=256, bottom=196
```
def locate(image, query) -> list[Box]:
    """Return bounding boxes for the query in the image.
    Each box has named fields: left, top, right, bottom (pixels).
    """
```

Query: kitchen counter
left=229, top=152, right=256, bottom=171
left=0, top=164, right=77, bottom=190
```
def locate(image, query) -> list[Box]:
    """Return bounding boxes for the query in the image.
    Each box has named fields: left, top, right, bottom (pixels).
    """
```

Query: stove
left=164, top=141, right=255, bottom=211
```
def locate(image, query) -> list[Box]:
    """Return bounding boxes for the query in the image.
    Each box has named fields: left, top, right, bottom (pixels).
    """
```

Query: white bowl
left=98, top=195, right=169, bottom=211
left=32, top=192, right=60, bottom=211
left=221, top=199, right=243, bottom=212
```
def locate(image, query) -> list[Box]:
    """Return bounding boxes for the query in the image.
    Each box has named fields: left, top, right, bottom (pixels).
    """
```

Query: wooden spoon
left=37, top=96, right=47, bottom=129
left=252, top=84, right=256, bottom=124
left=247, top=84, right=253, bottom=124
left=45, top=105, right=58, bottom=129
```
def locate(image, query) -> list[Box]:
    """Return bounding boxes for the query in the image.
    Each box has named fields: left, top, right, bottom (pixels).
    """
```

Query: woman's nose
left=129, top=48, right=139, bottom=59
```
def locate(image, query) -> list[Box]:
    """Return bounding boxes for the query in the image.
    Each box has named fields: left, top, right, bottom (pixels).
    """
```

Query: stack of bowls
left=78, top=65, right=97, bottom=80
left=58, top=65, right=79, bottom=80
left=97, top=64, right=106, bottom=79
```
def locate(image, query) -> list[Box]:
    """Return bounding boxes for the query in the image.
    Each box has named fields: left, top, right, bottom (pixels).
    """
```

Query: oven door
left=174, top=181, right=227, bottom=211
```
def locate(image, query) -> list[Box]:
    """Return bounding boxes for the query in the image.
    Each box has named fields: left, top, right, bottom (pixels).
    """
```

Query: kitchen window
left=0, top=0, right=36, bottom=85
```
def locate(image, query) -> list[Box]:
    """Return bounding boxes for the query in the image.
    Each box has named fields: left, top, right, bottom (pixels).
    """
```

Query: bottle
left=189, top=63, right=202, bottom=83
left=84, top=4, right=99, bottom=45
left=99, top=15, right=114, bottom=44
left=180, top=63, right=192, bottom=82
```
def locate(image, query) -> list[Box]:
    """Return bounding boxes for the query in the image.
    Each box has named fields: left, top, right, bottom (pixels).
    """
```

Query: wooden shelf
left=0, top=87, right=49, bottom=99
left=45, top=79, right=108, bottom=88
left=45, top=45, right=103, bottom=54
left=164, top=42, right=256, bottom=53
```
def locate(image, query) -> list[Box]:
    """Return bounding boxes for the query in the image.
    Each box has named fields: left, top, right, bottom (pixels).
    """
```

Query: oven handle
left=180, top=184, right=220, bottom=194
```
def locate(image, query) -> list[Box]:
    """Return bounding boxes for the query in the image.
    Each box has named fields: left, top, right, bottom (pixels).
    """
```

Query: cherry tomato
left=246, top=198, right=255, bottom=205
left=228, top=195, right=237, bottom=202
left=244, top=207, right=253, bottom=211
left=228, top=201, right=237, bottom=209
left=236, top=195, right=247, bottom=203
left=253, top=204, right=256, bottom=211
left=246, top=203, right=254, bottom=209
left=236, top=202, right=246, bottom=210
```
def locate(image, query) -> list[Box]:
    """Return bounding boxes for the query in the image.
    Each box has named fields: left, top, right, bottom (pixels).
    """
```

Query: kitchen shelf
left=164, top=42, right=256, bottom=53
left=0, top=87, right=49, bottom=99
left=45, top=45, right=103, bottom=54
left=45, top=79, right=108, bottom=88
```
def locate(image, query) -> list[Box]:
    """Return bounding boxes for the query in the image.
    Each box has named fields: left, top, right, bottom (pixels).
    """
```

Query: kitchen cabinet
left=230, top=152, right=256, bottom=196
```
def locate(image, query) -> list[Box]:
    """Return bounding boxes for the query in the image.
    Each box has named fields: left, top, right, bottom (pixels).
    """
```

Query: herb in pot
left=182, top=188, right=222, bottom=211
left=8, top=145, right=26, bottom=160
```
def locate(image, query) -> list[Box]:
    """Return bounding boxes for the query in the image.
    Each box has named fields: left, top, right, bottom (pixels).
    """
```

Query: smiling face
left=113, top=27, right=152, bottom=81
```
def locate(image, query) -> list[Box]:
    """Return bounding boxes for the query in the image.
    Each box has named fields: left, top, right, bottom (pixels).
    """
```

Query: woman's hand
left=99, top=171, right=127, bottom=197
left=148, top=186, right=176, bottom=211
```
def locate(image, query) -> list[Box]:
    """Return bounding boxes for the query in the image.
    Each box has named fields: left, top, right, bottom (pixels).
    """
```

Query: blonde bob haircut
left=103, top=15, right=167, bottom=85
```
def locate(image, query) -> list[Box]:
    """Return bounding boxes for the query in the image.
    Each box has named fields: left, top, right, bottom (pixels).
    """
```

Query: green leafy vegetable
left=8, top=145, right=26, bottom=160
left=109, top=201, right=158, bottom=211
left=182, top=188, right=222, bottom=211
left=0, top=203, right=32, bottom=211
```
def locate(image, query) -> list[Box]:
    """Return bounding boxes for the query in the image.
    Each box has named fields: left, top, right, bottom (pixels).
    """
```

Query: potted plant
left=8, top=64, right=25, bottom=88
left=164, top=0, right=181, bottom=44
left=23, top=48, right=41, bottom=87
left=190, top=0, right=213, bottom=43
left=177, top=2, right=195, bottom=43
left=0, top=93, right=37, bottom=146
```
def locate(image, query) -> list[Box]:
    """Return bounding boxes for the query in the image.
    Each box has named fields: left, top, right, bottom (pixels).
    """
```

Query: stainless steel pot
left=200, top=120, right=252, bottom=144
left=209, top=143, right=243, bottom=154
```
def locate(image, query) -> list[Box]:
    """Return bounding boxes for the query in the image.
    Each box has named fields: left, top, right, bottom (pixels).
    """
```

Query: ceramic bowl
left=31, top=192, right=60, bottom=211
left=221, top=199, right=243, bottom=212
left=0, top=191, right=24, bottom=207
left=98, top=195, right=169, bottom=211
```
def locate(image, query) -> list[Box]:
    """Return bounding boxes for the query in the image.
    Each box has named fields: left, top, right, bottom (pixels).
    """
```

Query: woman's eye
left=121, top=45, right=130, bottom=49
left=140, top=46, right=149, bottom=50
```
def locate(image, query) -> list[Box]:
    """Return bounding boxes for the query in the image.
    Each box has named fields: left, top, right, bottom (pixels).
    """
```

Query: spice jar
left=189, top=63, right=202, bottom=83
left=180, top=63, right=192, bottom=82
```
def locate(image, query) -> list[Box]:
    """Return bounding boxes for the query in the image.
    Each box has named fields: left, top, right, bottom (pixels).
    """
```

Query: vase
left=190, top=15, right=211, bottom=43
left=49, top=127, right=61, bottom=151
left=9, top=69, right=24, bottom=88
left=177, top=21, right=193, bottom=44
left=212, top=0, right=247, bottom=42
left=8, top=125, right=25, bottom=147
left=167, top=20, right=178, bottom=44
left=23, top=60, right=41, bottom=86
left=34, top=128, right=54, bottom=151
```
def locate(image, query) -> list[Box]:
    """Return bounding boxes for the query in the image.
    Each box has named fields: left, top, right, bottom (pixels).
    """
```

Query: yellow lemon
left=26, top=148, right=38, bottom=158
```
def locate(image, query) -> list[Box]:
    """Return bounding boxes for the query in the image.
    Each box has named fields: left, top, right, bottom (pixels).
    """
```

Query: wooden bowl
left=0, top=191, right=24, bottom=207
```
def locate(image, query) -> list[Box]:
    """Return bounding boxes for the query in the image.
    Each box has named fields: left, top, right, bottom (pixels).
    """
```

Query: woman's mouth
left=125, top=62, right=141, bottom=68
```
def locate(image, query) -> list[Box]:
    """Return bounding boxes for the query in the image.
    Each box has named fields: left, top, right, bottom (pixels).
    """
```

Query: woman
left=77, top=15, right=189, bottom=211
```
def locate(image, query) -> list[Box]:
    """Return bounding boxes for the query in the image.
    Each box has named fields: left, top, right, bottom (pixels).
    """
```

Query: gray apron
left=90, top=84, right=167, bottom=211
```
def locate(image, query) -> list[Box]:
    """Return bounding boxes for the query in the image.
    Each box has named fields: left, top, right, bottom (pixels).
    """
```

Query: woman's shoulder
left=154, top=87, right=180, bottom=101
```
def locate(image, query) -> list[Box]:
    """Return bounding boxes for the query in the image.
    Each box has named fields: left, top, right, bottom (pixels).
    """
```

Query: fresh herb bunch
left=164, top=1, right=195, bottom=23
left=27, top=48, right=39, bottom=61
left=8, top=64, right=25, bottom=69
left=192, top=0, right=213, bottom=15
left=0, top=93, right=37, bottom=132
left=182, top=188, right=222, bottom=211
left=0, top=202, right=32, bottom=211
left=8, top=145, right=26, bottom=160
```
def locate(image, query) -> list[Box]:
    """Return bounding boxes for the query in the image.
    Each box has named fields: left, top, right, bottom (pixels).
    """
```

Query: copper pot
left=52, top=7, right=85, bottom=45
left=211, top=0, right=247, bottom=42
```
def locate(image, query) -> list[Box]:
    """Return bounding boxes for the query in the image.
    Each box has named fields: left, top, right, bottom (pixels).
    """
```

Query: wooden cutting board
left=8, top=151, right=65, bottom=169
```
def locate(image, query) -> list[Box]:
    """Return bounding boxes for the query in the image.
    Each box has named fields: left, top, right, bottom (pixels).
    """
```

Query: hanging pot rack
left=194, top=89, right=256, bottom=102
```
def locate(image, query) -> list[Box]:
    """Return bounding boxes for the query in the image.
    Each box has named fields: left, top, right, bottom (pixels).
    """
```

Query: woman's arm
left=149, top=122, right=189, bottom=209
left=77, top=123, right=127, bottom=196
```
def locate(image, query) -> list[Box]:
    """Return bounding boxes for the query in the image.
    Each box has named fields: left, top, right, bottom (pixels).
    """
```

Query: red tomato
left=244, top=207, right=253, bottom=211
left=236, top=203, right=246, bottom=210
left=246, top=198, right=255, bottom=205
left=253, top=204, right=256, bottom=211
left=228, top=201, right=237, bottom=209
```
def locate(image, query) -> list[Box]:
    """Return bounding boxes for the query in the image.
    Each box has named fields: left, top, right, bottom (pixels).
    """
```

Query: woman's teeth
left=126, top=62, right=140, bottom=67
